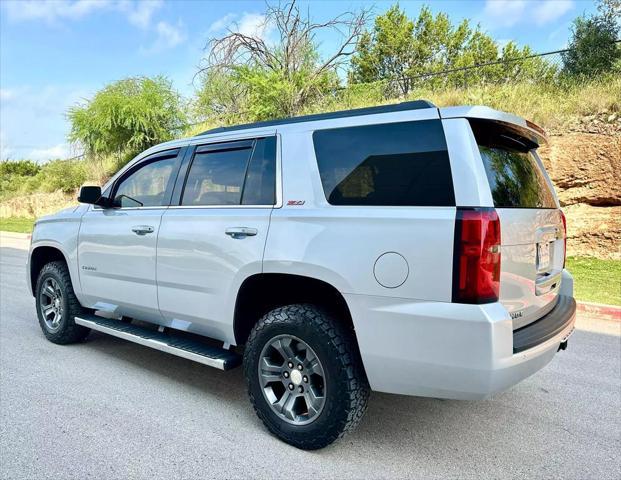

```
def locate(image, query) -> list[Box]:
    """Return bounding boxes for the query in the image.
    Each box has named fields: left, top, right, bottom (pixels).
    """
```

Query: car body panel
left=77, top=206, right=165, bottom=320
left=156, top=207, right=272, bottom=343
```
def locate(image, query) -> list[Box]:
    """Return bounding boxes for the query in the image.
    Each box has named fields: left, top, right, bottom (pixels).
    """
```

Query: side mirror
left=78, top=186, right=106, bottom=206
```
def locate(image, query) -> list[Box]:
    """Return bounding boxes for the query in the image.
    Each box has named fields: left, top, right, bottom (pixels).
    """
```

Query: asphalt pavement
left=1, top=234, right=620, bottom=479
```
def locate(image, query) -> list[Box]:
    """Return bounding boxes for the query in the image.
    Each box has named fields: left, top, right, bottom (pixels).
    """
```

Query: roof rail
left=199, top=100, right=437, bottom=136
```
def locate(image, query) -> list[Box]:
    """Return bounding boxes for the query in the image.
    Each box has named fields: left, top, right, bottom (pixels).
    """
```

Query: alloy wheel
left=258, top=334, right=326, bottom=425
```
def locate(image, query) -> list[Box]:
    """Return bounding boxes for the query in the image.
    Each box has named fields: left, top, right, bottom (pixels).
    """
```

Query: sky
left=0, top=0, right=598, bottom=162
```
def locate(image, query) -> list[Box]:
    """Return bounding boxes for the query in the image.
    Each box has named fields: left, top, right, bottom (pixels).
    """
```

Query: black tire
left=243, top=304, right=370, bottom=450
left=35, top=261, right=90, bottom=345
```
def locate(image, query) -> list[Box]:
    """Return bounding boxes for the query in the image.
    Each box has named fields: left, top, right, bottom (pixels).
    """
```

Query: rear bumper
left=513, top=295, right=576, bottom=353
left=345, top=286, right=576, bottom=400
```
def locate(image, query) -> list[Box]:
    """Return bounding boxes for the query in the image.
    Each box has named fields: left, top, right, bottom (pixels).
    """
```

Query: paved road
left=1, top=236, right=620, bottom=480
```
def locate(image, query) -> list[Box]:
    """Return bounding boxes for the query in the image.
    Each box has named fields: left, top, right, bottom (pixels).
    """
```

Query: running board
left=75, top=314, right=241, bottom=370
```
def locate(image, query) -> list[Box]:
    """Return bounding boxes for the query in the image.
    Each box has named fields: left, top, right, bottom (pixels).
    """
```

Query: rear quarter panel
left=264, top=125, right=455, bottom=302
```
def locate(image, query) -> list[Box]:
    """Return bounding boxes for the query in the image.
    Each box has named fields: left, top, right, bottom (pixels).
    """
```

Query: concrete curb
left=577, top=301, right=621, bottom=321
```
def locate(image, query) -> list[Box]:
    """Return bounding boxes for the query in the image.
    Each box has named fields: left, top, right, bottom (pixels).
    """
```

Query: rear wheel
left=35, top=261, right=90, bottom=344
left=243, top=304, right=370, bottom=450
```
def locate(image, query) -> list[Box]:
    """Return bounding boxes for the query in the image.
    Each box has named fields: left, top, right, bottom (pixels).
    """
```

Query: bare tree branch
left=196, top=0, right=371, bottom=118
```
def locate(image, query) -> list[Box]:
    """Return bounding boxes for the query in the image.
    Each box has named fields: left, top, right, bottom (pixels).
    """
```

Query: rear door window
left=312, top=120, right=455, bottom=206
left=470, top=120, right=556, bottom=209
left=182, top=147, right=251, bottom=206
left=181, top=137, right=276, bottom=206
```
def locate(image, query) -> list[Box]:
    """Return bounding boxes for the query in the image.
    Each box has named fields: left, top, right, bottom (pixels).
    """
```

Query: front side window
left=113, top=156, right=177, bottom=207
left=312, top=120, right=455, bottom=206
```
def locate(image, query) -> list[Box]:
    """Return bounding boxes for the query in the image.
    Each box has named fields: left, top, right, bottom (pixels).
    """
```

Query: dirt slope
left=539, top=116, right=620, bottom=259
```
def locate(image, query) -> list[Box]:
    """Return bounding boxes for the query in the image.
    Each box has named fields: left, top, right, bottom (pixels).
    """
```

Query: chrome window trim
left=168, top=204, right=274, bottom=210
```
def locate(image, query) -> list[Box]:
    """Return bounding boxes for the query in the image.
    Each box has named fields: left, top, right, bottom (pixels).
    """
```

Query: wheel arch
left=233, top=273, right=358, bottom=348
left=29, top=245, right=70, bottom=296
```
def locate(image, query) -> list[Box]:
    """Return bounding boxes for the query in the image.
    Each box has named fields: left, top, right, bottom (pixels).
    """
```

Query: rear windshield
left=312, top=120, right=455, bottom=206
left=470, top=120, right=556, bottom=209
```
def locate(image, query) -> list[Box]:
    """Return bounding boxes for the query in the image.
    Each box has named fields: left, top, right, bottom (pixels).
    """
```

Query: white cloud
left=482, top=0, right=527, bottom=28
left=238, top=13, right=270, bottom=38
left=156, top=20, right=185, bottom=47
left=3, top=0, right=110, bottom=23
left=208, top=13, right=236, bottom=34
left=0, top=89, right=16, bottom=102
left=28, top=144, right=72, bottom=162
left=2, top=0, right=163, bottom=29
left=140, top=20, right=187, bottom=54
left=481, top=0, right=574, bottom=29
left=0, top=85, right=91, bottom=161
left=533, top=0, right=574, bottom=26
left=206, top=12, right=274, bottom=41
left=118, top=0, right=163, bottom=29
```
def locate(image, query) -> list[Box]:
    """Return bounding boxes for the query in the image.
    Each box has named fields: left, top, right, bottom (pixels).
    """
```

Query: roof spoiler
left=439, top=106, right=548, bottom=146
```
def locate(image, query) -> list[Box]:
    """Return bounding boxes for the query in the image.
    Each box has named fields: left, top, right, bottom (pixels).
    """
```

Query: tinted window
left=470, top=120, right=556, bottom=208
left=313, top=120, right=454, bottom=206
left=114, top=157, right=176, bottom=207
left=242, top=137, right=276, bottom=205
left=182, top=147, right=252, bottom=206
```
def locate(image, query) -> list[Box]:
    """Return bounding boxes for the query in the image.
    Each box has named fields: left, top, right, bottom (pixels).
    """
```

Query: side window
left=181, top=136, right=277, bottom=206
left=114, top=156, right=177, bottom=208
left=312, top=120, right=455, bottom=206
left=182, top=147, right=252, bottom=206
left=242, top=137, right=276, bottom=205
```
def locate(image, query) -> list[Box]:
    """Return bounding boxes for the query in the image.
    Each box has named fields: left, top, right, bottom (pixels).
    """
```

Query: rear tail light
left=560, top=209, right=567, bottom=268
left=452, top=207, right=501, bottom=304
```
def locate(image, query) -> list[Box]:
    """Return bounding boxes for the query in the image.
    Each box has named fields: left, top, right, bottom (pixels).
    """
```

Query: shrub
left=38, top=159, right=88, bottom=194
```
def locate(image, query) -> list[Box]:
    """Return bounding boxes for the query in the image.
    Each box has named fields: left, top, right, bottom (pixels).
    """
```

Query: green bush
left=0, top=160, right=41, bottom=199
left=68, top=76, right=187, bottom=160
left=0, top=158, right=88, bottom=199
left=0, top=159, right=40, bottom=177
left=38, top=159, right=87, bottom=194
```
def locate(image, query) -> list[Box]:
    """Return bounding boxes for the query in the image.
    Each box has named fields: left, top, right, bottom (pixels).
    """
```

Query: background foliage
left=2, top=0, right=619, bottom=202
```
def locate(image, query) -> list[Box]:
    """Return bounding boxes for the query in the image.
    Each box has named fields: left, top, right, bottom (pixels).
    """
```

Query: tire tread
left=243, top=304, right=369, bottom=449
left=36, top=261, right=90, bottom=344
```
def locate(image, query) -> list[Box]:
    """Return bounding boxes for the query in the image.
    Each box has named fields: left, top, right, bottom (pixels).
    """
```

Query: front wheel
left=35, top=261, right=90, bottom=344
left=243, top=304, right=370, bottom=450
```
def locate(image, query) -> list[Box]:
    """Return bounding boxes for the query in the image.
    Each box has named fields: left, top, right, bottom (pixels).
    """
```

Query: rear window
left=470, top=120, right=556, bottom=209
left=312, top=120, right=455, bottom=206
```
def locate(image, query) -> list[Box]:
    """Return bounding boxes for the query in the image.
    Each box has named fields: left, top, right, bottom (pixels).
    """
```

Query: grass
left=0, top=217, right=35, bottom=234
left=566, top=256, right=621, bottom=306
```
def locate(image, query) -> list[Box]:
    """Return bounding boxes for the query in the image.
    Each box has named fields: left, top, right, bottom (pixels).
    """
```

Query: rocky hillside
left=539, top=113, right=620, bottom=260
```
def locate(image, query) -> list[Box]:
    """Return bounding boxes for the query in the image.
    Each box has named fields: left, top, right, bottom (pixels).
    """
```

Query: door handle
left=225, top=227, right=258, bottom=239
left=131, top=225, right=154, bottom=235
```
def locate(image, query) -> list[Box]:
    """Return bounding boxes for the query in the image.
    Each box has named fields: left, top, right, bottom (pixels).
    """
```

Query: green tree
left=68, top=76, right=187, bottom=160
left=349, top=3, right=554, bottom=93
left=562, top=0, right=621, bottom=77
left=350, top=5, right=416, bottom=95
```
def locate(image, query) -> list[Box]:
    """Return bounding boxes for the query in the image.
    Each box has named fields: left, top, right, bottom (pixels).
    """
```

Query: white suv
left=28, top=101, right=576, bottom=449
